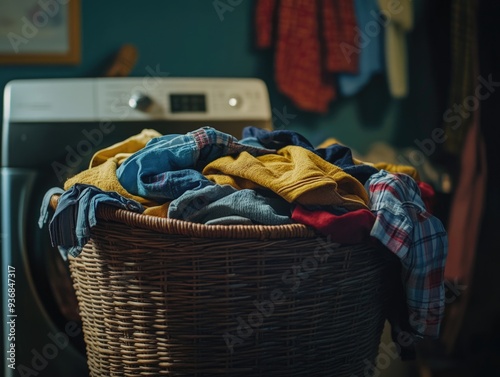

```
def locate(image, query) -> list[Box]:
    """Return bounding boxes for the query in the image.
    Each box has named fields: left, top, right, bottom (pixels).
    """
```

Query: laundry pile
left=40, top=126, right=447, bottom=352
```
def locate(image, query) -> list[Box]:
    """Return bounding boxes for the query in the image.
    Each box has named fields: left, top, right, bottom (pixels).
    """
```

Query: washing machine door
left=2, top=167, right=89, bottom=377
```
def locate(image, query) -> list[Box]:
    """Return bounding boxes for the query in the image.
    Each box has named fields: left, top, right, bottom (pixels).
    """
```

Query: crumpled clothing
left=38, top=187, right=65, bottom=229
left=168, top=185, right=292, bottom=225
left=116, top=127, right=275, bottom=202
left=65, top=128, right=164, bottom=208
left=322, top=139, right=422, bottom=182
left=90, top=128, right=162, bottom=168
left=292, top=206, right=375, bottom=244
left=204, top=145, right=370, bottom=211
left=366, top=170, right=448, bottom=339
left=39, top=184, right=144, bottom=259
left=373, top=162, right=421, bottom=182
left=242, top=126, right=378, bottom=183
left=418, top=181, right=435, bottom=213
left=65, top=157, right=158, bottom=206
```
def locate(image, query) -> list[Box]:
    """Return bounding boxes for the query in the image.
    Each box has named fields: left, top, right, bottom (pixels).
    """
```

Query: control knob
left=128, top=92, right=153, bottom=112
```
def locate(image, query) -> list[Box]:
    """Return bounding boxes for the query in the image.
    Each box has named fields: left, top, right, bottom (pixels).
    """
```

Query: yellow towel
left=64, top=157, right=159, bottom=207
left=143, top=202, right=170, bottom=217
left=316, top=137, right=343, bottom=149
left=373, top=162, right=420, bottom=181
left=351, top=155, right=420, bottom=180
left=316, top=137, right=421, bottom=181
left=316, top=137, right=420, bottom=180
left=64, top=129, right=164, bottom=210
left=204, top=145, right=369, bottom=210
left=352, top=157, right=375, bottom=167
left=90, top=128, right=162, bottom=168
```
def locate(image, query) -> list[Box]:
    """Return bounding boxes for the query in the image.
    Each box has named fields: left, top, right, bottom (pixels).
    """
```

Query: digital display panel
left=169, top=94, right=206, bottom=113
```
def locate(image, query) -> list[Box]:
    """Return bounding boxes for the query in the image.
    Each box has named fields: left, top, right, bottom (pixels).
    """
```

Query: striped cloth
left=366, top=170, right=448, bottom=338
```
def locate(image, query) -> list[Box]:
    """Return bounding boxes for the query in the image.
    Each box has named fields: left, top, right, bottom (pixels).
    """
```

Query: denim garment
left=238, top=136, right=268, bottom=149
left=38, top=187, right=65, bottom=228
left=39, top=184, right=144, bottom=259
left=117, top=127, right=275, bottom=201
left=132, top=169, right=215, bottom=203
left=315, top=145, right=378, bottom=184
left=206, top=215, right=254, bottom=225
left=242, top=126, right=315, bottom=150
left=168, top=184, right=292, bottom=225
left=242, top=126, right=378, bottom=183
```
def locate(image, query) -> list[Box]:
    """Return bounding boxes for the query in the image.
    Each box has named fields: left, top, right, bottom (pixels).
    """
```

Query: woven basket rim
left=50, top=194, right=317, bottom=239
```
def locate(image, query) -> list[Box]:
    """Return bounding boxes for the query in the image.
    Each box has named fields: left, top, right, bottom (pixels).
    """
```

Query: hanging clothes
left=378, top=0, right=413, bottom=98
left=441, top=104, right=487, bottom=351
left=440, top=0, right=488, bottom=353
left=338, top=0, right=384, bottom=96
left=255, top=0, right=359, bottom=113
left=442, top=0, right=478, bottom=155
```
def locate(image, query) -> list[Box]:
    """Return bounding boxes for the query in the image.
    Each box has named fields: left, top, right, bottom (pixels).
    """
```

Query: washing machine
left=1, top=77, right=272, bottom=376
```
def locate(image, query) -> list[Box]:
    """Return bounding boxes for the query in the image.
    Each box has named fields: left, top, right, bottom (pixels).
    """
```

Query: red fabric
left=256, top=0, right=359, bottom=113
left=275, top=0, right=336, bottom=112
left=444, top=111, right=487, bottom=284
left=441, top=104, right=487, bottom=352
left=322, top=0, right=359, bottom=73
left=256, top=0, right=277, bottom=48
left=418, top=181, right=435, bottom=213
left=292, top=205, right=375, bottom=244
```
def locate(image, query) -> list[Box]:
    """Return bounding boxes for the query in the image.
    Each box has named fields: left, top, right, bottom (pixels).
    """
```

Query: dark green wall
left=0, top=0, right=438, bottom=154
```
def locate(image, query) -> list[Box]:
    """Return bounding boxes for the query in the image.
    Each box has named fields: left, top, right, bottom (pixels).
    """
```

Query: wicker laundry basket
left=51, top=196, right=391, bottom=377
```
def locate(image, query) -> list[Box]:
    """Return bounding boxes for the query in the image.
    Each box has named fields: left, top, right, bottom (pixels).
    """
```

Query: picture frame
left=0, top=0, right=80, bottom=65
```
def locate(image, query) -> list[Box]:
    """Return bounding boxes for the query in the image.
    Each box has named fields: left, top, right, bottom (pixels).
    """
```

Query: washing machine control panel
left=99, top=78, right=271, bottom=121
left=5, top=78, right=272, bottom=122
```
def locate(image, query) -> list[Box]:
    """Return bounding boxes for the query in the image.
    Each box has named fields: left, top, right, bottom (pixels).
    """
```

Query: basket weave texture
left=59, top=200, right=390, bottom=377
